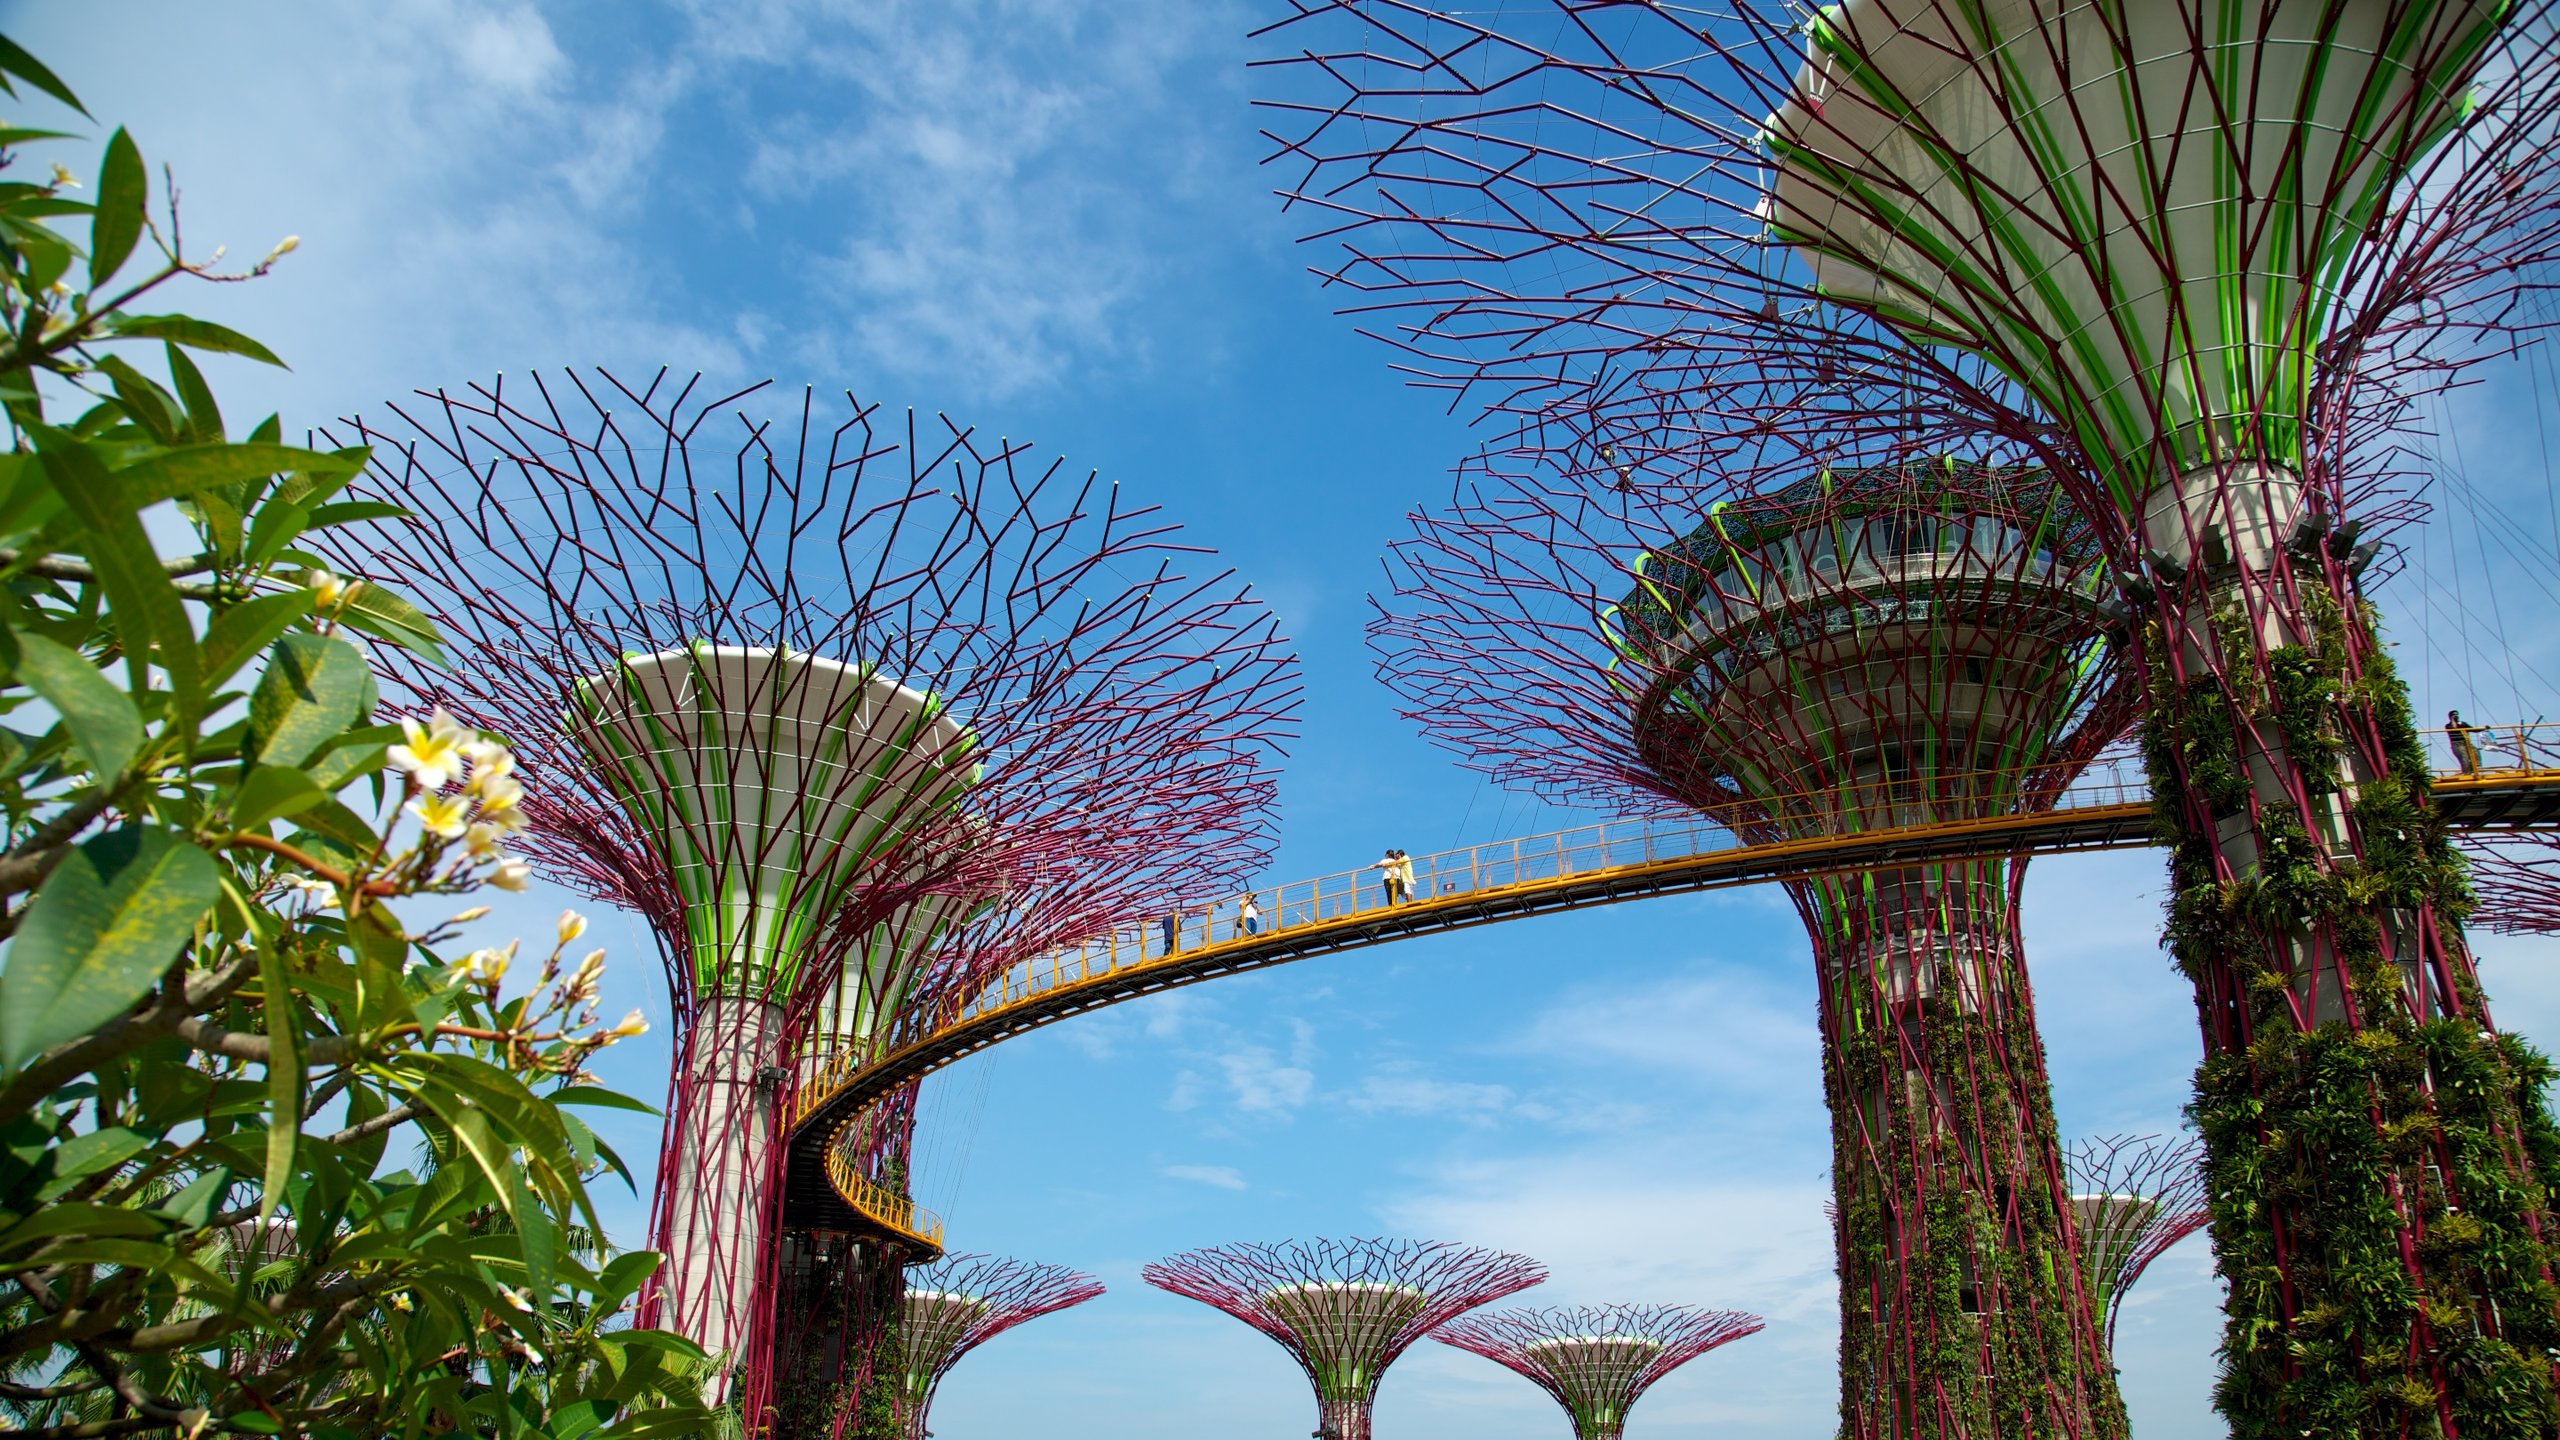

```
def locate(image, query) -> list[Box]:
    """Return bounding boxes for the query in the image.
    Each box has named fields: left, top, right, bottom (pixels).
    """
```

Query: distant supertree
left=331, top=368, right=1299, bottom=1424
left=1363, top=455, right=2135, bottom=1435
left=873, top=1254, right=1104, bottom=1440
left=1433, top=1303, right=1763, bottom=1440
left=1253, top=1, right=2560, bottom=1421
left=1144, top=1238, right=1546, bottom=1440
left=2062, top=1136, right=2210, bottom=1355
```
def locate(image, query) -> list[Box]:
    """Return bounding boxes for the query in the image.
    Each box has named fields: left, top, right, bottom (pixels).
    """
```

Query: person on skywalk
left=2449, top=709, right=2488, bottom=776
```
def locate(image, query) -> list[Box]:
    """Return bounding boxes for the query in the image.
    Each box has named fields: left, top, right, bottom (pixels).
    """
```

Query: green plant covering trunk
left=1811, top=862, right=2124, bottom=1440
left=2144, top=575, right=2560, bottom=1436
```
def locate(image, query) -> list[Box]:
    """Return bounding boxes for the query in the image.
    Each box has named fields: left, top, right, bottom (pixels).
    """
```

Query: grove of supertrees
left=1434, top=1302, right=1764, bottom=1440
left=1254, top=0, right=2560, bottom=1427
left=1143, top=1237, right=1548, bottom=1440
left=865, top=1254, right=1104, bottom=1439
left=2061, top=1135, right=2212, bottom=1355
left=329, top=367, right=1299, bottom=1432
left=1367, top=453, right=2136, bottom=1432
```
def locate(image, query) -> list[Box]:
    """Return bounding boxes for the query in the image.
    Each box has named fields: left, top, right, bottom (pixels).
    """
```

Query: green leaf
left=257, top=945, right=300, bottom=1225
left=245, top=633, right=374, bottom=768
left=0, top=827, right=220, bottom=1070
left=549, top=1088, right=660, bottom=1117
left=285, top=797, right=379, bottom=860
left=163, top=344, right=224, bottom=446
left=0, top=1203, right=167, bottom=1258
left=0, top=35, right=88, bottom=117
left=115, top=441, right=357, bottom=509
left=12, top=632, right=142, bottom=777
left=595, top=1251, right=660, bottom=1311
left=158, top=1166, right=230, bottom=1228
left=200, top=589, right=311, bottom=691
left=231, top=764, right=326, bottom=831
left=33, top=426, right=199, bottom=700
left=95, top=354, right=182, bottom=445
left=88, top=127, right=144, bottom=289
left=104, top=314, right=286, bottom=368
left=336, top=578, right=448, bottom=665
left=37, top=1126, right=148, bottom=1199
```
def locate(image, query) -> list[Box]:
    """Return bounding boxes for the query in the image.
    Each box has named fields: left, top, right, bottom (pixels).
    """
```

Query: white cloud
left=452, top=3, right=567, bottom=93
left=1217, top=1043, right=1314, bottom=1114
left=1161, top=1163, right=1248, bottom=1191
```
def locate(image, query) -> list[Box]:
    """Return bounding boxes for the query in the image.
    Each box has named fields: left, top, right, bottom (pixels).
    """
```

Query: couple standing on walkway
left=1375, top=848, right=1417, bottom=905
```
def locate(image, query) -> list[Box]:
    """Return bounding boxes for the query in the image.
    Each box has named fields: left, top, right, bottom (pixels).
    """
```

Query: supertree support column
left=1621, top=461, right=2133, bottom=1437
left=1252, top=5, right=2560, bottom=1428
left=1432, top=1303, right=1764, bottom=1440
left=1365, top=452, right=2134, bottom=1437
left=1144, top=1238, right=1546, bottom=1440
left=325, top=368, right=1301, bottom=1425
left=2061, top=1136, right=2211, bottom=1357
left=869, top=1254, right=1102, bottom=1440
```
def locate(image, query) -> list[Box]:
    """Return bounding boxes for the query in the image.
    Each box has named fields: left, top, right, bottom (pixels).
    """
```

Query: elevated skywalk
left=789, top=726, right=2560, bottom=1236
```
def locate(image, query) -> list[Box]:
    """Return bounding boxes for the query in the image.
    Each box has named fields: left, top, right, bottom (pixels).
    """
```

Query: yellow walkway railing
left=821, top=1148, right=945, bottom=1255
left=790, top=723, right=2560, bottom=1208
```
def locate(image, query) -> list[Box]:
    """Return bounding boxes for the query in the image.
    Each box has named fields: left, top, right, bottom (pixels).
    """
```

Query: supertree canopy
left=1432, top=1303, right=1764, bottom=1440
left=1255, top=2, right=2560, bottom=1426
left=875, top=1254, right=1102, bottom=1440
left=1372, top=454, right=2135, bottom=1435
left=2465, top=834, right=2560, bottom=935
left=1144, top=1237, right=1547, bottom=1440
left=331, top=368, right=1299, bottom=1423
left=2062, top=1135, right=2211, bottom=1355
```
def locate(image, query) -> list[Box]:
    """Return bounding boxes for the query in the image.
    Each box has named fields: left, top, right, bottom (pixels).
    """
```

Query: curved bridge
left=786, top=736, right=2560, bottom=1205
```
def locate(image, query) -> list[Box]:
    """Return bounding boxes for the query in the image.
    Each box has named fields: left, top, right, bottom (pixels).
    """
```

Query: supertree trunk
left=657, top=994, right=790, bottom=1385
left=1312, top=1396, right=1372, bottom=1440
left=1807, top=860, right=2108, bottom=1440
left=2136, top=461, right=2560, bottom=1429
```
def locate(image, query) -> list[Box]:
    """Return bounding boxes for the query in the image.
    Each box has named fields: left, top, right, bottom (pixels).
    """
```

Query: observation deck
left=783, top=725, right=2560, bottom=1219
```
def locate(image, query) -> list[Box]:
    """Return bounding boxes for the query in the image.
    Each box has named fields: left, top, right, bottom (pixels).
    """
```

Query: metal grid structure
left=2456, top=723, right=2560, bottom=934
left=2062, top=1135, right=2211, bottom=1355
left=880, top=1254, right=1103, bottom=1440
left=1144, top=1238, right=1546, bottom=1440
left=328, top=367, right=1299, bottom=1430
left=1433, top=1303, right=1763, bottom=1440
left=1353, top=455, right=2132, bottom=1433
left=1252, top=2, right=2560, bottom=1424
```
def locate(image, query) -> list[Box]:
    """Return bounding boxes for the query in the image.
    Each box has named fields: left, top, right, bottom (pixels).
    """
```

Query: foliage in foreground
left=0, top=38, right=713, bottom=1439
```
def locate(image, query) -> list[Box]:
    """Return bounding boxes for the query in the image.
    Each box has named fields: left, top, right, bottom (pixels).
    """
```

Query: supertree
left=2061, top=1136, right=2211, bottom=1356
left=1367, top=453, right=2136, bottom=1435
left=857, top=1254, right=1104, bottom=1440
left=1143, top=1237, right=1547, bottom=1440
left=1253, top=2, right=2560, bottom=1424
left=329, top=368, right=1299, bottom=1426
left=1432, top=1303, right=1763, bottom=1440
left=2469, top=837, right=2560, bottom=934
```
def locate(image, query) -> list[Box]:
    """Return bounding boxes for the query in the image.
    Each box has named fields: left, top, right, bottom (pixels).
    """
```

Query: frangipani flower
left=488, top=858, right=533, bottom=892
left=407, top=791, right=469, bottom=839
left=388, top=709, right=469, bottom=790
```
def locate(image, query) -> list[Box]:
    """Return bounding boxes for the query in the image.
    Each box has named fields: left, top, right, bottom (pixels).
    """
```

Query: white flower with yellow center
left=488, top=857, right=534, bottom=892
left=407, top=791, right=469, bottom=839
left=388, top=709, right=469, bottom=790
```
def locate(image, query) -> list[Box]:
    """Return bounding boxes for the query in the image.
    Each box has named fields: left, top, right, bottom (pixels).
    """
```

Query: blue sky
left=14, top=4, right=2560, bottom=1436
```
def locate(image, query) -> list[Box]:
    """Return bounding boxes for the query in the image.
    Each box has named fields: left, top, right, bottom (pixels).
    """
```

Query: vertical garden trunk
left=1811, top=862, right=2122, bottom=1440
left=2140, top=462, right=2560, bottom=1434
